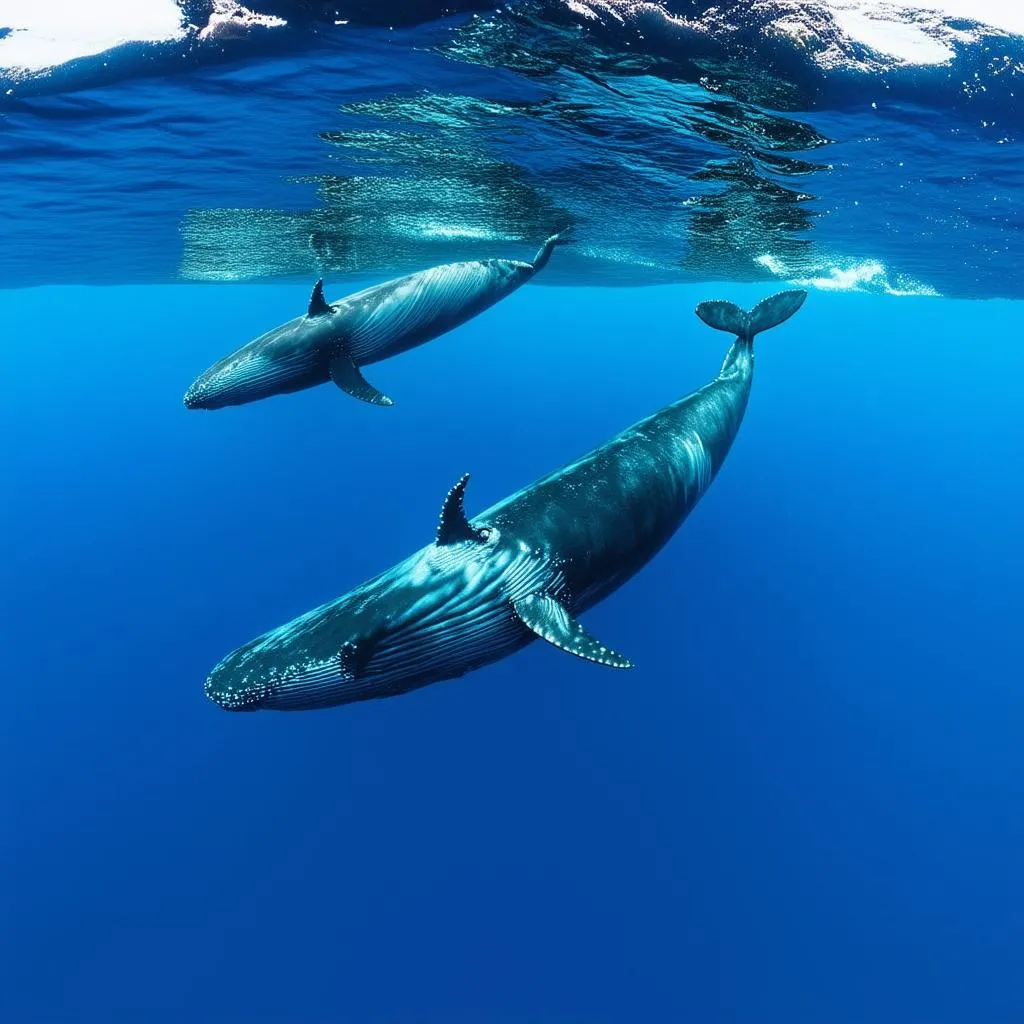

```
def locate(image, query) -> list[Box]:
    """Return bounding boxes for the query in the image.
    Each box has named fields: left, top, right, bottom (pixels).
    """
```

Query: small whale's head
left=184, top=319, right=327, bottom=410
left=204, top=528, right=551, bottom=712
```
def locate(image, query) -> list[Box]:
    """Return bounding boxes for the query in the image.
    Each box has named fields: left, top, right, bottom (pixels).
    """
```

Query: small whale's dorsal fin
left=328, top=351, right=394, bottom=406
left=437, top=473, right=490, bottom=546
left=307, top=278, right=334, bottom=317
left=513, top=593, right=633, bottom=669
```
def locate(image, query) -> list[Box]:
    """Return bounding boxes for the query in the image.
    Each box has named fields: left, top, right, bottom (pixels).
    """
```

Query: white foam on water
left=756, top=252, right=940, bottom=297
left=0, top=0, right=287, bottom=77
left=0, top=0, right=186, bottom=74
left=824, top=0, right=1024, bottom=65
left=874, top=0, right=1024, bottom=34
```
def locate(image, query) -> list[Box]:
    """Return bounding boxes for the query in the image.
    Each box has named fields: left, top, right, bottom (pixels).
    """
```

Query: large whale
left=204, top=289, right=807, bottom=711
left=184, top=234, right=565, bottom=410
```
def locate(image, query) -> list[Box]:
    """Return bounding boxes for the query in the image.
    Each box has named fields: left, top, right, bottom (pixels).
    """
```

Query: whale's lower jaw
left=184, top=349, right=326, bottom=409
left=205, top=561, right=544, bottom=712
left=206, top=605, right=533, bottom=712
left=205, top=654, right=359, bottom=711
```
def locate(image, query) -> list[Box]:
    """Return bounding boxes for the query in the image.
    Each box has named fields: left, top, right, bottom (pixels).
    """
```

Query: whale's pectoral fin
left=329, top=352, right=394, bottom=407
left=513, top=594, right=633, bottom=669
left=437, top=473, right=490, bottom=545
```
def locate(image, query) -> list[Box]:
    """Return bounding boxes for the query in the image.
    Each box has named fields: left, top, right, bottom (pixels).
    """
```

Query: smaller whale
left=184, top=234, right=566, bottom=410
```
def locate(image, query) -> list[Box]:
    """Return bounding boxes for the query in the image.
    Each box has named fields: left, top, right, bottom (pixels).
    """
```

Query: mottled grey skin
left=204, top=290, right=807, bottom=712
left=184, top=235, right=564, bottom=410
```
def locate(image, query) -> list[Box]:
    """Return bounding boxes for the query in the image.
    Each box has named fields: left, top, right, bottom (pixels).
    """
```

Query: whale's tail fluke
left=696, top=289, right=807, bottom=343
left=530, top=229, right=572, bottom=273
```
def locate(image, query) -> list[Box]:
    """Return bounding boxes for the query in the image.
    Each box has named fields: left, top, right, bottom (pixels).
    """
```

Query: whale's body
left=184, top=236, right=562, bottom=410
left=204, top=291, right=806, bottom=712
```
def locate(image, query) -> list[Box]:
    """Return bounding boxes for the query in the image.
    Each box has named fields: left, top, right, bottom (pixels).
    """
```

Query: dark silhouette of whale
left=184, top=234, right=565, bottom=410
left=204, top=289, right=807, bottom=711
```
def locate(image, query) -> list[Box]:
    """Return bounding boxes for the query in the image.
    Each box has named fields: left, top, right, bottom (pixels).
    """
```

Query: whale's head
left=184, top=317, right=329, bottom=410
left=204, top=526, right=555, bottom=712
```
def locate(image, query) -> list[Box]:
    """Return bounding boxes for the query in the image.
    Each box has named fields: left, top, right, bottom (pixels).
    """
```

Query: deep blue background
left=2, top=283, right=1022, bottom=1022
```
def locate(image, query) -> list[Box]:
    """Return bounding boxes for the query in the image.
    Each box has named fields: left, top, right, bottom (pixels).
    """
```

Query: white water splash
left=756, top=253, right=940, bottom=297
left=824, top=0, right=1023, bottom=66
left=0, top=0, right=185, bottom=74
left=0, top=0, right=286, bottom=77
left=559, top=1, right=1023, bottom=69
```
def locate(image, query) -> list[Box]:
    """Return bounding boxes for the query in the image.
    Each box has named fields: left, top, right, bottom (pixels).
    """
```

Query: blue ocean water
left=4, top=283, right=1023, bottom=1021
left=3, top=3, right=1024, bottom=1022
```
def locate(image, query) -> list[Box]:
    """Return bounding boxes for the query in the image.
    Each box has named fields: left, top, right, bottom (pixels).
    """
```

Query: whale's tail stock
left=695, top=289, right=807, bottom=344
left=530, top=228, right=573, bottom=273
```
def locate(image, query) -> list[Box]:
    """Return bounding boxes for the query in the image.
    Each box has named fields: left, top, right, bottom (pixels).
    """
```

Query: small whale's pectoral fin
left=307, top=278, right=334, bottom=317
left=513, top=594, right=633, bottom=669
left=437, top=473, right=489, bottom=545
left=329, top=352, right=394, bottom=407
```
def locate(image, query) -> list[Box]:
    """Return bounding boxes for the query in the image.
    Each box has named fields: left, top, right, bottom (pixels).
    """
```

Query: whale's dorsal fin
left=328, top=351, right=394, bottom=406
left=307, top=278, right=334, bottom=317
left=513, top=593, right=633, bottom=669
left=437, top=473, right=489, bottom=546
